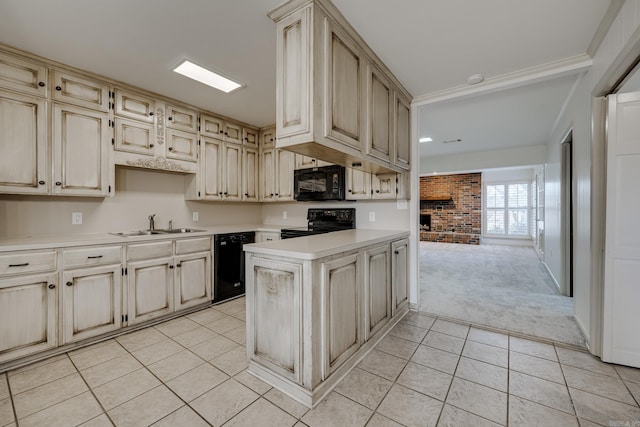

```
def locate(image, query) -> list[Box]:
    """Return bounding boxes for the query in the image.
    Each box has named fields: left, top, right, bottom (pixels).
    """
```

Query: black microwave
left=294, top=165, right=346, bottom=201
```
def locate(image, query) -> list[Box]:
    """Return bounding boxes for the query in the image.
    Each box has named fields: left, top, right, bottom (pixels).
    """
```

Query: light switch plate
left=72, top=212, right=82, bottom=225
left=283, top=211, right=288, bottom=219
left=369, top=211, right=375, bottom=222
left=192, top=212, right=199, bottom=222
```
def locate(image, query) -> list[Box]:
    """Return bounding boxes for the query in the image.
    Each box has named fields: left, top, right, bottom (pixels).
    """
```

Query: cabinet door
left=261, top=127, right=276, bottom=148
left=114, top=116, right=155, bottom=156
left=115, top=89, right=155, bottom=123
left=242, top=128, right=259, bottom=148
left=256, top=231, right=281, bottom=242
left=275, top=148, right=295, bottom=200
left=321, top=253, right=361, bottom=376
left=391, top=239, right=409, bottom=314
left=247, top=257, right=302, bottom=383
left=201, top=137, right=223, bottom=201
left=324, top=21, right=363, bottom=151
left=166, top=129, right=197, bottom=162
left=224, top=122, right=242, bottom=144
left=0, top=51, right=47, bottom=97
left=366, top=63, right=392, bottom=163
left=0, top=91, right=48, bottom=194
left=294, top=154, right=319, bottom=169
left=62, top=265, right=122, bottom=344
left=127, top=257, right=174, bottom=325
left=364, top=245, right=390, bottom=339
left=52, top=103, right=110, bottom=196
left=200, top=114, right=224, bottom=140
left=260, top=147, right=276, bottom=201
left=166, top=104, right=198, bottom=133
left=0, top=273, right=57, bottom=364
left=52, top=71, right=109, bottom=112
left=371, top=173, right=396, bottom=199
left=175, top=252, right=211, bottom=311
left=223, top=143, right=242, bottom=201
left=393, top=92, right=411, bottom=171
left=243, top=146, right=259, bottom=201
left=346, top=168, right=371, bottom=200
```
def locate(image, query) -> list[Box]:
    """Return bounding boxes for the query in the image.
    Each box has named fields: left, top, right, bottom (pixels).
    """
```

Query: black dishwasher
left=213, top=231, right=255, bottom=303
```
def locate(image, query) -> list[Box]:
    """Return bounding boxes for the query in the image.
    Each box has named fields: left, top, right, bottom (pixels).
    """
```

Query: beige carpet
left=418, top=241, right=586, bottom=347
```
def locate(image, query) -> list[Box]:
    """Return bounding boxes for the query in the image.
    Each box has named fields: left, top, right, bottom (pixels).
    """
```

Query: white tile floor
left=1, top=298, right=639, bottom=426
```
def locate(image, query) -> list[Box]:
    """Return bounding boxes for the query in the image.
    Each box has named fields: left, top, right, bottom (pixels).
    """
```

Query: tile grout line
left=4, top=372, right=19, bottom=427
left=67, top=354, right=117, bottom=427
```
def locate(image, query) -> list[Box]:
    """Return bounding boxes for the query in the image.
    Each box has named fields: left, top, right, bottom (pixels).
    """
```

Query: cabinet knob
left=38, top=82, right=45, bottom=87
left=224, top=192, right=228, bottom=195
left=348, top=189, right=352, bottom=192
left=244, top=137, right=248, bottom=141
left=55, top=85, right=62, bottom=91
left=149, top=144, right=154, bottom=148
left=169, top=265, right=174, bottom=269
left=219, top=130, right=224, bottom=134
left=168, top=117, right=173, bottom=121
left=376, top=190, right=380, bottom=193
left=168, top=147, right=173, bottom=151
left=38, top=180, right=45, bottom=185
left=270, top=193, right=274, bottom=196
left=48, top=284, right=55, bottom=289
left=219, top=192, right=223, bottom=195
left=55, top=181, right=62, bottom=186
left=394, top=250, right=399, bottom=255
left=311, top=159, right=316, bottom=162
left=244, top=193, right=249, bottom=196
left=66, top=281, right=73, bottom=286
left=149, top=112, right=154, bottom=116
left=270, top=138, right=274, bottom=142
left=176, top=263, right=181, bottom=268
left=225, top=132, right=228, bottom=136
left=275, top=193, right=279, bottom=196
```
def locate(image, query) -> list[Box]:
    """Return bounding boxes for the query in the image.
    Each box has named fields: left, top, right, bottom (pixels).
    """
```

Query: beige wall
left=0, top=167, right=262, bottom=238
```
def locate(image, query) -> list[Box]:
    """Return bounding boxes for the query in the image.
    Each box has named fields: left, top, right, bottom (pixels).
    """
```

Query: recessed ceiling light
left=173, top=60, right=243, bottom=93
left=419, top=137, right=433, bottom=143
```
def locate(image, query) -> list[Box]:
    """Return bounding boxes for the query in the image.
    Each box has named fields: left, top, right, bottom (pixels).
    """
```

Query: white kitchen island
left=244, top=229, right=410, bottom=407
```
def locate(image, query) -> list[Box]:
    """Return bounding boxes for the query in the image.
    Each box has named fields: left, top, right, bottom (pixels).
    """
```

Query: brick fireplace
left=420, top=173, right=481, bottom=244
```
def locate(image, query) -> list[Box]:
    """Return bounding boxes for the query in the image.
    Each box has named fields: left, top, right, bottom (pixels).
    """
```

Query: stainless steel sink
left=110, top=228, right=205, bottom=237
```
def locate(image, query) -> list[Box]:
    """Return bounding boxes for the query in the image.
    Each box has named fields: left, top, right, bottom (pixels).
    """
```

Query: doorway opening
left=561, top=130, right=574, bottom=297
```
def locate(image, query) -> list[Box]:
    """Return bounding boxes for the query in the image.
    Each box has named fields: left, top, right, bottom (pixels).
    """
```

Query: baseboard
left=574, top=315, right=592, bottom=353
left=481, top=237, right=534, bottom=246
left=543, top=262, right=561, bottom=293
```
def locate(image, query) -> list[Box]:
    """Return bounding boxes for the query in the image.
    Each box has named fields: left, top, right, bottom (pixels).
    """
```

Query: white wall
left=420, top=145, right=546, bottom=174
left=544, top=0, right=640, bottom=348
left=482, top=167, right=535, bottom=183
left=261, top=200, right=410, bottom=231
left=0, top=167, right=262, bottom=238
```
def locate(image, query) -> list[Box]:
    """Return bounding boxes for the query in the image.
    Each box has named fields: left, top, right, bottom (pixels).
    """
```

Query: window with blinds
left=485, top=183, right=530, bottom=237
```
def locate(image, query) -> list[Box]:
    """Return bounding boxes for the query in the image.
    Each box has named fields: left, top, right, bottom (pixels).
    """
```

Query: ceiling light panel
left=173, top=60, right=243, bottom=93
left=419, top=137, right=433, bottom=143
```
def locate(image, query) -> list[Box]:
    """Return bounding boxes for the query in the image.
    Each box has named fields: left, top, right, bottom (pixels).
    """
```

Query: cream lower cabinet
left=174, top=237, right=212, bottom=311
left=246, top=232, right=409, bottom=407
left=391, top=238, right=409, bottom=314
left=126, top=256, right=174, bottom=325
left=255, top=231, right=281, bottom=243
left=363, top=245, right=391, bottom=340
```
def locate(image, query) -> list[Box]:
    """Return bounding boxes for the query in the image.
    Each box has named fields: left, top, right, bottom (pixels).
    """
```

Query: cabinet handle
left=55, top=85, right=62, bottom=91
left=244, top=193, right=248, bottom=196
left=38, top=180, right=45, bottom=185
left=38, top=81, right=45, bottom=87
left=87, top=255, right=103, bottom=259
left=9, top=263, right=29, bottom=267
left=66, top=281, right=73, bottom=286
left=168, top=147, right=174, bottom=151
left=48, top=284, right=55, bottom=289
left=224, top=192, right=228, bottom=195
left=149, top=112, right=154, bottom=116
left=394, top=250, right=399, bottom=255
left=55, top=181, right=62, bottom=186
left=149, top=144, right=154, bottom=148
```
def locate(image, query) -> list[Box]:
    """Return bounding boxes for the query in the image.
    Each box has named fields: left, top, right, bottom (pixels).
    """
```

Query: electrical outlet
left=369, top=211, right=375, bottom=222
left=283, top=211, right=288, bottom=220
left=192, top=212, right=199, bottom=222
left=72, top=212, right=82, bottom=225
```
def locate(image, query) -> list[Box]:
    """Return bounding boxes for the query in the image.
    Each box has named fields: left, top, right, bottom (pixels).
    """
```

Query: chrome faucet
left=148, top=214, right=156, bottom=231
left=168, top=219, right=173, bottom=231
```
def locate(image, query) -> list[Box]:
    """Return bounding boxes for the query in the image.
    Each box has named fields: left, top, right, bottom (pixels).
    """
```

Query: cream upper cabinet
left=166, top=129, right=198, bottom=163
left=261, top=127, right=276, bottom=148
left=371, top=173, right=397, bottom=200
left=260, top=147, right=276, bottom=201
left=114, top=116, right=155, bottom=156
left=270, top=0, right=412, bottom=174
left=115, top=89, right=155, bottom=123
left=242, top=127, right=259, bottom=148
left=365, top=63, right=392, bottom=163
left=166, top=104, right=198, bottom=133
left=393, top=92, right=411, bottom=171
left=198, top=136, right=223, bottom=200
left=52, top=103, right=111, bottom=196
left=52, top=70, right=109, bottom=112
left=295, top=155, right=331, bottom=169
left=0, top=91, right=49, bottom=195
left=223, top=143, right=242, bottom=201
left=200, top=114, right=241, bottom=144
left=346, top=168, right=371, bottom=200
left=243, top=146, right=259, bottom=202
left=276, top=148, right=295, bottom=200
left=0, top=51, right=48, bottom=97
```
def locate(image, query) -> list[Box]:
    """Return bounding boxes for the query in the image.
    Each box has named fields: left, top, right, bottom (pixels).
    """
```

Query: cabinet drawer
left=0, top=250, right=57, bottom=276
left=127, top=241, right=172, bottom=261
left=63, top=245, right=122, bottom=268
left=175, top=237, right=211, bottom=255
left=0, top=51, right=48, bottom=97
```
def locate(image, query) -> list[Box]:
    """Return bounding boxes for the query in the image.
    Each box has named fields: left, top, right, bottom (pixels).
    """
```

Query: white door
left=602, top=92, right=640, bottom=367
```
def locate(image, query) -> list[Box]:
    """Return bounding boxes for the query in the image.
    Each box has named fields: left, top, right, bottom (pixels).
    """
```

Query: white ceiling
left=0, top=0, right=612, bottom=141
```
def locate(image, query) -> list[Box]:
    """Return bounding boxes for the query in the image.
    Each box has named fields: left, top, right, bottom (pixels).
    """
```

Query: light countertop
left=244, top=229, right=409, bottom=260
left=0, top=224, right=284, bottom=252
